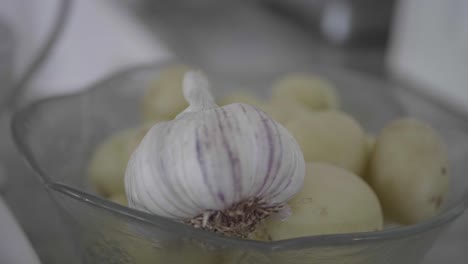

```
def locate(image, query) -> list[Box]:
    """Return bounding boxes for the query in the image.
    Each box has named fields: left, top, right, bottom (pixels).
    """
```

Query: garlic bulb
left=125, top=71, right=305, bottom=237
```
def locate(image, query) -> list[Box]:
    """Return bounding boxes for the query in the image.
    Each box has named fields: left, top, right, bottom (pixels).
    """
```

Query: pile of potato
left=88, top=64, right=450, bottom=241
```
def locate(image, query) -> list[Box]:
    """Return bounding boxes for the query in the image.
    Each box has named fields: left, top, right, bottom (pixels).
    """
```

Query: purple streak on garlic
left=125, top=71, right=305, bottom=237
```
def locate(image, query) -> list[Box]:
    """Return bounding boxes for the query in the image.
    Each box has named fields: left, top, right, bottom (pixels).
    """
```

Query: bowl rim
left=1, top=0, right=72, bottom=111
left=11, top=62, right=468, bottom=251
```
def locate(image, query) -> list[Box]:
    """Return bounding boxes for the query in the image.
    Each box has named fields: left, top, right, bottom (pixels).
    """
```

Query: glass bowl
left=11, top=61, right=468, bottom=264
left=1, top=1, right=78, bottom=263
left=0, top=0, right=72, bottom=109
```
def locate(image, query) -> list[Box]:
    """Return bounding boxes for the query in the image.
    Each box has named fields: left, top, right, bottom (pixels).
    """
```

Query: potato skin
left=272, top=74, right=340, bottom=111
left=109, top=193, right=128, bottom=206
left=89, top=125, right=150, bottom=197
left=260, top=98, right=313, bottom=124
left=218, top=92, right=264, bottom=108
left=265, top=163, right=383, bottom=240
left=369, top=118, right=449, bottom=225
left=142, top=64, right=191, bottom=122
left=285, top=111, right=368, bottom=176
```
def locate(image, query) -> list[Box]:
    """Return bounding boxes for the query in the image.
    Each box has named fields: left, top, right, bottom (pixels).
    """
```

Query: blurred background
left=0, top=0, right=466, bottom=263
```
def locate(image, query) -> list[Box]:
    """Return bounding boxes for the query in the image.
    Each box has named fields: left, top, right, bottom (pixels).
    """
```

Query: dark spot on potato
left=430, top=196, right=443, bottom=209
left=96, top=185, right=110, bottom=198
left=319, top=207, right=328, bottom=216
left=297, top=198, right=314, bottom=207
left=441, top=167, right=447, bottom=175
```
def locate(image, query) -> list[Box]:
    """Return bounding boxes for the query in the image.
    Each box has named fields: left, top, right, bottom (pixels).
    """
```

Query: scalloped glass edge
left=3, top=0, right=72, bottom=111
left=10, top=62, right=468, bottom=252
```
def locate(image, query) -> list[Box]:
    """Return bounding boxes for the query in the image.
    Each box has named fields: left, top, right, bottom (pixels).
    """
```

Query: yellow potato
left=383, top=217, right=401, bottom=229
left=272, top=74, right=339, bottom=111
left=119, top=238, right=163, bottom=264
left=113, top=236, right=220, bottom=264
left=366, top=135, right=376, bottom=154
left=108, top=232, right=220, bottom=264
left=88, top=124, right=152, bottom=197
left=248, top=223, right=270, bottom=241
left=369, top=118, right=450, bottom=225
left=218, top=91, right=264, bottom=108
left=218, top=92, right=312, bottom=125
left=285, top=111, right=368, bottom=175
left=142, top=64, right=192, bottom=122
left=109, top=193, right=128, bottom=206
left=260, top=98, right=314, bottom=124
left=362, top=134, right=377, bottom=180
left=265, top=163, right=383, bottom=240
left=222, top=251, right=271, bottom=264
left=158, top=245, right=221, bottom=264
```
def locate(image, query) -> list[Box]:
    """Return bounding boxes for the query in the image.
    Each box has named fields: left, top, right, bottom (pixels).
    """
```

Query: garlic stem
left=177, top=71, right=217, bottom=118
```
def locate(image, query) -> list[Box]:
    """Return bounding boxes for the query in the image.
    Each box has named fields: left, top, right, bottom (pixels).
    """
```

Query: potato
left=383, top=217, right=401, bottom=229
left=366, top=135, right=376, bottom=154
left=285, top=111, right=368, bottom=175
left=248, top=223, right=270, bottom=241
left=362, top=134, right=377, bottom=180
left=260, top=98, right=314, bottom=124
left=122, top=241, right=221, bottom=264
left=88, top=124, right=151, bottom=197
left=142, top=64, right=191, bottom=122
left=118, top=240, right=220, bottom=264
left=218, top=91, right=313, bottom=125
left=222, top=251, right=271, bottom=264
left=218, top=91, right=264, bottom=108
left=118, top=239, right=162, bottom=264
left=369, top=118, right=450, bottom=225
left=158, top=245, right=221, bottom=264
left=106, top=232, right=220, bottom=264
left=109, top=193, right=128, bottom=206
left=271, top=74, right=339, bottom=111
left=264, top=163, right=383, bottom=240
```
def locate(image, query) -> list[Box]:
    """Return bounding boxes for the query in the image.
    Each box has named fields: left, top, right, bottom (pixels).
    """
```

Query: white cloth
left=0, top=198, right=41, bottom=264
left=0, top=1, right=170, bottom=263
left=0, top=0, right=171, bottom=101
left=388, top=0, right=468, bottom=114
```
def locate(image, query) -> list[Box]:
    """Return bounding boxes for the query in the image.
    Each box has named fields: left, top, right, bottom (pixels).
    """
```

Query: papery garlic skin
left=125, top=72, right=305, bottom=227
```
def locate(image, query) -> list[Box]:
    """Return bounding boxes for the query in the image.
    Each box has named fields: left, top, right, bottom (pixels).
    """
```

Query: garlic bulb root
left=186, top=198, right=284, bottom=238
